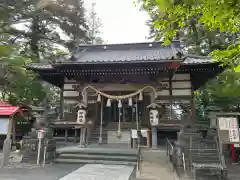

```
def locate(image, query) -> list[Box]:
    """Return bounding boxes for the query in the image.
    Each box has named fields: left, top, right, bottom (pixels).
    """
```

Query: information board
left=229, top=117, right=240, bottom=143
left=217, top=116, right=240, bottom=144
left=0, top=118, right=9, bottom=135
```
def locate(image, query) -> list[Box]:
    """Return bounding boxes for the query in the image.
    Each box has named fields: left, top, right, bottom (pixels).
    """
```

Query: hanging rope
left=81, top=85, right=157, bottom=100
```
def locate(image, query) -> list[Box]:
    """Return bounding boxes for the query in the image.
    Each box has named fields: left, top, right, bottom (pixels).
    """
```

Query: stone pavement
left=0, top=148, right=178, bottom=180
left=59, top=164, right=135, bottom=180
left=0, top=164, right=81, bottom=180
left=136, top=149, right=178, bottom=180
left=137, top=161, right=177, bottom=180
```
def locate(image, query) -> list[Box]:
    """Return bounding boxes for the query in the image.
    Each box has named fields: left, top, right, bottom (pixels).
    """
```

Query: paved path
left=59, top=164, right=135, bottom=180
left=136, top=149, right=178, bottom=180
left=0, top=164, right=81, bottom=180
left=137, top=161, right=177, bottom=180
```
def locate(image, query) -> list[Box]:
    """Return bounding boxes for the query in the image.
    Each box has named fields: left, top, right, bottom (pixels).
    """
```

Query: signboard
left=77, top=109, right=86, bottom=124
left=218, top=117, right=230, bottom=130
left=217, top=116, right=240, bottom=144
left=0, top=118, right=9, bottom=135
left=229, top=118, right=240, bottom=143
left=131, top=129, right=137, bottom=139
left=149, top=109, right=159, bottom=126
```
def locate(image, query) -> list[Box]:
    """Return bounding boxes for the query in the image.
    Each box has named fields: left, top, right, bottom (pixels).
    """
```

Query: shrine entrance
left=80, top=85, right=156, bottom=147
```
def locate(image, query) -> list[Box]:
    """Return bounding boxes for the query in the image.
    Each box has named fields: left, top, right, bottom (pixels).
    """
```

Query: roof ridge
left=76, top=40, right=181, bottom=47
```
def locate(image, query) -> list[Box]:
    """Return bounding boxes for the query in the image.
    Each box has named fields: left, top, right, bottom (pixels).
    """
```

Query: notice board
left=0, top=118, right=9, bottom=135
left=217, top=116, right=240, bottom=144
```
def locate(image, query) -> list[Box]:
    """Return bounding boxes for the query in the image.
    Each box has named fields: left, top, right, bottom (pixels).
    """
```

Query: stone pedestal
left=151, top=127, right=157, bottom=149
left=21, top=136, right=56, bottom=164
left=1, top=138, right=11, bottom=167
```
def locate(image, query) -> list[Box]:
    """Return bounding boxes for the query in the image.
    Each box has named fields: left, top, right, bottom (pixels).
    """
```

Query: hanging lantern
left=106, top=99, right=111, bottom=107
left=118, top=100, right=122, bottom=108
left=128, top=98, right=133, bottom=106
left=97, top=94, right=101, bottom=102
left=139, top=92, right=143, bottom=101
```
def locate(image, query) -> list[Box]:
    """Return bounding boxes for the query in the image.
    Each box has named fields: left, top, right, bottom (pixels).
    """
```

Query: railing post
left=136, top=130, right=141, bottom=171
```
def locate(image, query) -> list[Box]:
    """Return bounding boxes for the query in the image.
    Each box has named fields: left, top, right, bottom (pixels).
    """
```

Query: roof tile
left=71, top=41, right=182, bottom=63
left=183, top=55, right=213, bottom=65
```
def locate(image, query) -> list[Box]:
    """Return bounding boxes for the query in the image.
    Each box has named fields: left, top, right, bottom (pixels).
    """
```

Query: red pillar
left=231, top=144, right=236, bottom=162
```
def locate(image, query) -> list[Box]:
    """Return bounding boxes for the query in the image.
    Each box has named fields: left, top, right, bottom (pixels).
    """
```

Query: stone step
left=191, top=154, right=219, bottom=159
left=54, top=137, right=80, bottom=142
left=53, top=158, right=137, bottom=166
left=58, top=153, right=137, bottom=161
left=56, top=147, right=137, bottom=156
left=89, top=133, right=108, bottom=138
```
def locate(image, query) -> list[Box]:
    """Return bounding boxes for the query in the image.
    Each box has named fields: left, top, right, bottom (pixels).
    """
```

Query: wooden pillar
left=74, top=128, right=77, bottom=143
left=12, top=119, right=16, bottom=150
left=64, top=129, right=68, bottom=143
left=7, top=117, right=13, bottom=140
left=147, top=128, right=150, bottom=149
left=150, top=92, right=157, bottom=149
left=231, top=144, right=237, bottom=163
left=169, top=75, right=173, bottom=119
left=191, top=89, right=196, bottom=122
left=59, top=87, right=64, bottom=120
left=1, top=116, right=13, bottom=167
left=151, top=127, right=157, bottom=149
left=80, top=90, right=88, bottom=147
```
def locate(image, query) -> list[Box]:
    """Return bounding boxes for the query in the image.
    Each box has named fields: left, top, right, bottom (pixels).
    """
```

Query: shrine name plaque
left=217, top=116, right=240, bottom=144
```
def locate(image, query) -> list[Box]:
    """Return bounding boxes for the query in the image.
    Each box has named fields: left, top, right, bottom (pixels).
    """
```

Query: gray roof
left=25, top=54, right=215, bottom=70
left=68, top=41, right=183, bottom=63
left=25, top=41, right=218, bottom=70
left=25, top=63, right=53, bottom=70
left=183, top=55, right=213, bottom=65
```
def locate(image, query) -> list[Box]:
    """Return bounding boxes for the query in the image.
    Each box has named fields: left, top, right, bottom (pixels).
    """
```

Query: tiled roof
left=68, top=41, right=183, bottom=63
left=24, top=42, right=219, bottom=70
left=25, top=63, right=53, bottom=70
left=183, top=55, right=214, bottom=65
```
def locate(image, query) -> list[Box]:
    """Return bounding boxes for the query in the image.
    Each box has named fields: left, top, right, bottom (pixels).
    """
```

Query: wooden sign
left=77, top=109, right=86, bottom=124
left=149, top=109, right=159, bottom=126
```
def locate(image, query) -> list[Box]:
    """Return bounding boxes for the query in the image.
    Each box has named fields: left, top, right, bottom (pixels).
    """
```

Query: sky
left=15, top=0, right=151, bottom=45
left=84, top=0, right=151, bottom=44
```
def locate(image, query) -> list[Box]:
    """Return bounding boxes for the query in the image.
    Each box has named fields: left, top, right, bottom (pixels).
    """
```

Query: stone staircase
left=190, top=139, right=225, bottom=180
left=177, top=124, right=227, bottom=180
left=53, top=147, right=137, bottom=166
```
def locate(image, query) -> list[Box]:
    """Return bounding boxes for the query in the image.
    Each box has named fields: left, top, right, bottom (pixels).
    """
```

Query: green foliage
left=195, top=71, right=240, bottom=119
left=0, top=45, right=46, bottom=105
left=139, top=0, right=240, bottom=61
left=138, top=0, right=240, bottom=118
left=0, top=0, right=103, bottom=107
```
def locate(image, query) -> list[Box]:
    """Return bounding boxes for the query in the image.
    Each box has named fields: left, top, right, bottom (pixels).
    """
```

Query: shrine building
left=25, top=41, right=223, bottom=148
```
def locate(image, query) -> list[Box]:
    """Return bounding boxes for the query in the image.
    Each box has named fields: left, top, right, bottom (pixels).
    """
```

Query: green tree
left=0, top=45, right=46, bottom=105
left=138, top=0, right=240, bottom=118
left=0, top=0, right=90, bottom=59
left=138, top=0, right=240, bottom=65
